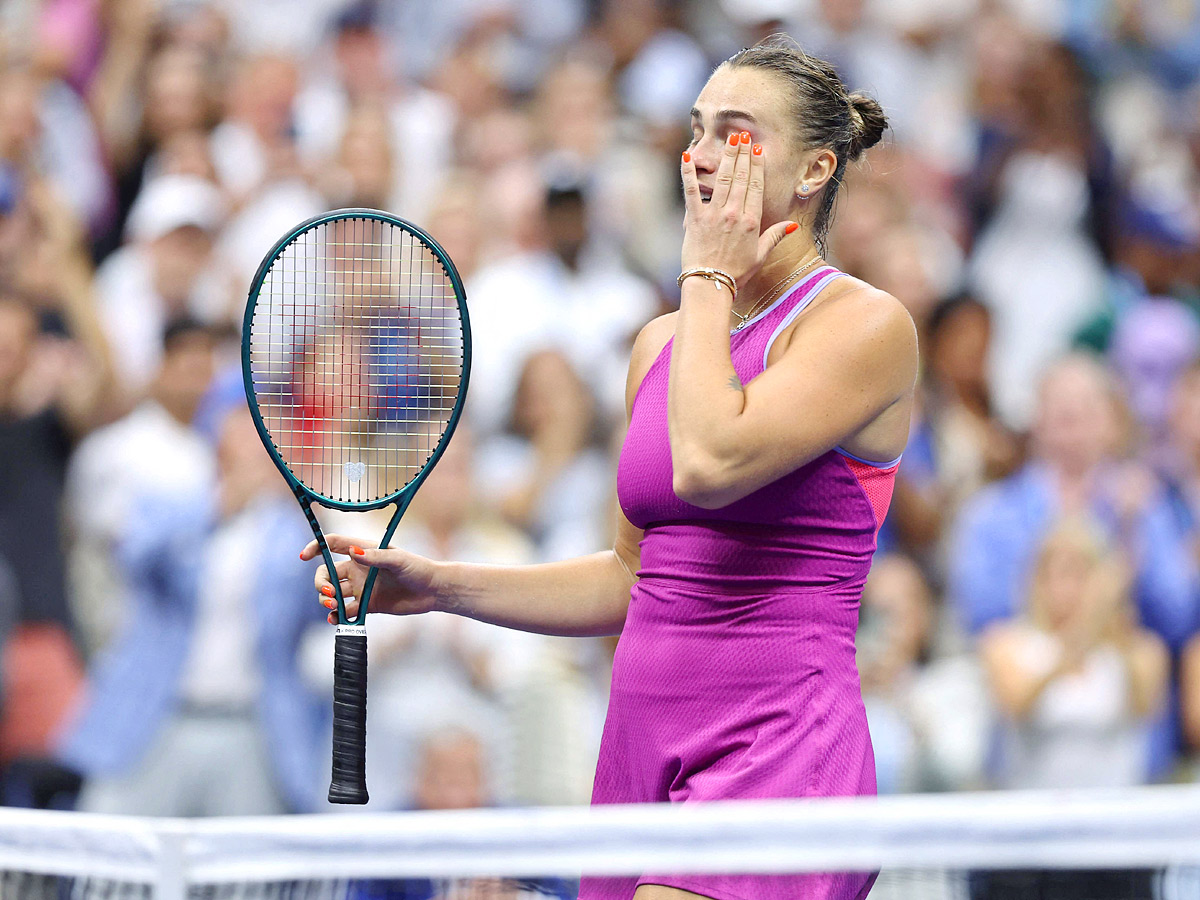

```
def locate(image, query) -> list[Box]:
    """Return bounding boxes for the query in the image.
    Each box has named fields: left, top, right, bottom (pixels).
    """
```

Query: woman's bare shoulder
left=633, top=311, right=678, bottom=361
left=624, top=312, right=678, bottom=410
left=811, top=277, right=915, bottom=350
left=776, top=275, right=917, bottom=376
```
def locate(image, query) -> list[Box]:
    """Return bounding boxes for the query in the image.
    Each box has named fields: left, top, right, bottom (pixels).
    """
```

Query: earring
left=799, top=185, right=810, bottom=198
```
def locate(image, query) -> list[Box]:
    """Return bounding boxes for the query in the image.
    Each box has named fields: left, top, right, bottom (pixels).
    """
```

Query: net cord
left=6, top=786, right=1200, bottom=886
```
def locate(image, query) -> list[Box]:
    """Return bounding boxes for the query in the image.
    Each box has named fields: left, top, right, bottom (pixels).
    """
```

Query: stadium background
left=0, top=0, right=1198, bottom=818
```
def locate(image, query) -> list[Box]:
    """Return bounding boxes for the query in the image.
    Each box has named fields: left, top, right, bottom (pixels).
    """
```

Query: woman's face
left=144, top=48, right=211, bottom=141
left=513, top=350, right=593, bottom=436
left=1033, top=361, right=1118, bottom=475
left=1038, top=543, right=1092, bottom=629
left=931, top=303, right=990, bottom=391
left=687, top=66, right=806, bottom=233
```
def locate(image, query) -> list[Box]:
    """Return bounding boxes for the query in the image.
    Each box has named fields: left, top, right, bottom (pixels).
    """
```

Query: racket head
left=241, top=208, right=470, bottom=513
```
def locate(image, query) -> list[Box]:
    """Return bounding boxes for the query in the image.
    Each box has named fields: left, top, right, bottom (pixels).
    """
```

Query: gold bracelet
left=678, top=267, right=738, bottom=301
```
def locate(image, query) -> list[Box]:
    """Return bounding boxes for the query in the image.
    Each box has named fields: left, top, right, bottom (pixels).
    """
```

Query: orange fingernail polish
left=729, top=133, right=739, bottom=146
left=753, top=144, right=762, bottom=156
left=785, top=222, right=799, bottom=235
left=740, top=131, right=751, bottom=144
left=682, top=151, right=690, bottom=163
left=321, top=584, right=335, bottom=598
left=350, top=546, right=366, bottom=556
left=324, top=598, right=335, bottom=609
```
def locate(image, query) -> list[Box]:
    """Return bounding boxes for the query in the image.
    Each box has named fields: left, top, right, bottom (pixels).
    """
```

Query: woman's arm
left=980, top=624, right=1070, bottom=720
left=439, top=521, right=640, bottom=636
left=25, top=180, right=123, bottom=433
left=88, top=0, right=156, bottom=170
left=1120, top=631, right=1169, bottom=720
left=670, top=278, right=917, bottom=507
left=1181, top=634, right=1200, bottom=750
left=303, top=314, right=677, bottom=638
left=304, top=518, right=640, bottom=638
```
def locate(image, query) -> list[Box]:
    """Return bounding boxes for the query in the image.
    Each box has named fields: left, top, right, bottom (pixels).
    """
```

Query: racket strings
left=248, top=217, right=464, bottom=504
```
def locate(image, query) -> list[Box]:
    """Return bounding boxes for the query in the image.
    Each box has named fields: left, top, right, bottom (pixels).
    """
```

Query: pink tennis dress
left=581, top=266, right=897, bottom=900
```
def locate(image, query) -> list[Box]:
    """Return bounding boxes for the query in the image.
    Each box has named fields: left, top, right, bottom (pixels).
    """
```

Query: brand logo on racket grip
left=344, top=460, right=367, bottom=483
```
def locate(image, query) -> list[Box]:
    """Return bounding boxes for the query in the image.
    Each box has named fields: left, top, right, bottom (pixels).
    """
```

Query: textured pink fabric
left=581, top=267, right=891, bottom=900
left=842, top=457, right=900, bottom=530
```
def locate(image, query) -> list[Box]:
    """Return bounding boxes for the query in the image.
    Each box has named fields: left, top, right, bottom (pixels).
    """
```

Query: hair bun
left=846, top=92, right=887, bottom=161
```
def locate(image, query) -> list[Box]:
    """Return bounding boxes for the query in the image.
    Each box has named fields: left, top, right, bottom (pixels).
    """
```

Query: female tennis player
left=304, top=39, right=916, bottom=900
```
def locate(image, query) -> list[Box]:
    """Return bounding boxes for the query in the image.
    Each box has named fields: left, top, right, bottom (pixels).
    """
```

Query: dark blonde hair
left=725, top=36, right=887, bottom=255
left=1027, top=516, right=1132, bottom=641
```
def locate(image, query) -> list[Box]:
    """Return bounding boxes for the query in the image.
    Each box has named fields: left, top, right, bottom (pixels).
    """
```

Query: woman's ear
left=793, top=147, right=838, bottom=199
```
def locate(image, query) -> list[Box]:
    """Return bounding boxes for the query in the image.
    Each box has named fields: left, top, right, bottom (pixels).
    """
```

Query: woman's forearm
left=433, top=550, right=635, bottom=638
left=668, top=279, right=745, bottom=497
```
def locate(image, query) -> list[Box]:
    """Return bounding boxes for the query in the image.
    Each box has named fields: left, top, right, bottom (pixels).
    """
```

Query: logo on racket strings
left=344, top=460, right=367, bottom=483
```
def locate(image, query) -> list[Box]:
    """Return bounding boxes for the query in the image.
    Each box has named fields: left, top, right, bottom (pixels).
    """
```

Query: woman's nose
left=690, top=134, right=722, bottom=174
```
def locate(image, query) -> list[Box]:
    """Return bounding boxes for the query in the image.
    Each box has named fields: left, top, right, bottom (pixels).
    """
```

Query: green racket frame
left=241, top=208, right=471, bottom=804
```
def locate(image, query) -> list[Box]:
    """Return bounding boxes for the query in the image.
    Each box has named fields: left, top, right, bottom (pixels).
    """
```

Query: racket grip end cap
left=328, top=783, right=369, bottom=805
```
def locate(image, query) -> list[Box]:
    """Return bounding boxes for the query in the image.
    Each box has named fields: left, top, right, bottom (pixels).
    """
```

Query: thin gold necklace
left=731, top=255, right=824, bottom=332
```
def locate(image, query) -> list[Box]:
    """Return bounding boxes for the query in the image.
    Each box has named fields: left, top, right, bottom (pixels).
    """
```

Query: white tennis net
left=4, top=785, right=1200, bottom=899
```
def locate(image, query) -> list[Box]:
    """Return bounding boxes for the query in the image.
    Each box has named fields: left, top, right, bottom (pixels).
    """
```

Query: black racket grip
left=329, top=626, right=369, bottom=804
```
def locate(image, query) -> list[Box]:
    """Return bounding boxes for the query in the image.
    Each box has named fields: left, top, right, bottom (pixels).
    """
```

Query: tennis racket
left=241, top=208, right=470, bottom=804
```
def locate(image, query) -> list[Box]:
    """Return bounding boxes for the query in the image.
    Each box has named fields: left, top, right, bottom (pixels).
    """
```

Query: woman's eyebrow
left=690, top=107, right=759, bottom=126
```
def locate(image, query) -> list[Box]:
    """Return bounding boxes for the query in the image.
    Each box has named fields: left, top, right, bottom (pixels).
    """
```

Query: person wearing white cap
left=93, top=174, right=228, bottom=392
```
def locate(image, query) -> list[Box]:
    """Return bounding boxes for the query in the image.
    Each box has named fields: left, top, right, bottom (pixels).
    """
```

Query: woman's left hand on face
left=680, top=131, right=796, bottom=286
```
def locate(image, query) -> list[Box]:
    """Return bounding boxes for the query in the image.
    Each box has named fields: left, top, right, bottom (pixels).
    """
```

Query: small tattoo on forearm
left=728, top=375, right=744, bottom=392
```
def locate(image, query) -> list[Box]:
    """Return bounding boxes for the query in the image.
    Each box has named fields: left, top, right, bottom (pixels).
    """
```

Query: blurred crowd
left=0, top=0, right=1199, bottom=824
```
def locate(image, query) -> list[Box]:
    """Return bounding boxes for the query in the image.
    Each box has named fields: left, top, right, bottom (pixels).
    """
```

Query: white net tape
left=4, top=786, right=1200, bottom=899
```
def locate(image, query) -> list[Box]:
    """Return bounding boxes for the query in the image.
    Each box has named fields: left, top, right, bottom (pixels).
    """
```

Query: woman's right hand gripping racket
left=242, top=209, right=470, bottom=804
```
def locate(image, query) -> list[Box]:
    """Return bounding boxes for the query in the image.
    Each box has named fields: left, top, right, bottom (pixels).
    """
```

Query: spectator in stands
left=318, top=103, right=395, bottom=210
left=0, top=185, right=115, bottom=633
left=1162, top=360, right=1200, bottom=541
left=981, top=517, right=1168, bottom=788
left=1160, top=365, right=1200, bottom=767
left=294, top=5, right=456, bottom=224
left=967, top=39, right=1119, bottom=427
left=93, top=174, right=226, bottom=391
left=950, top=353, right=1196, bottom=651
left=480, top=349, right=612, bottom=560
left=1075, top=189, right=1200, bottom=357
left=467, top=179, right=657, bottom=434
left=64, top=319, right=218, bottom=657
left=1109, top=297, right=1200, bottom=461
left=1064, top=0, right=1200, bottom=90
left=97, top=40, right=220, bottom=253
left=889, top=295, right=1020, bottom=565
left=412, top=726, right=492, bottom=811
left=0, top=61, right=110, bottom=235
left=57, top=405, right=327, bottom=815
left=423, top=174, right=486, bottom=282
left=0, top=170, right=118, bottom=801
left=1183, top=631, right=1200, bottom=776
left=209, top=53, right=300, bottom=202
left=860, top=554, right=989, bottom=793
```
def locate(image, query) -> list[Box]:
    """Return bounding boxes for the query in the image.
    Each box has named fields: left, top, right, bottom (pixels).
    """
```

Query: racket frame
left=241, top=208, right=470, bottom=805
left=241, top=207, right=471, bottom=627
